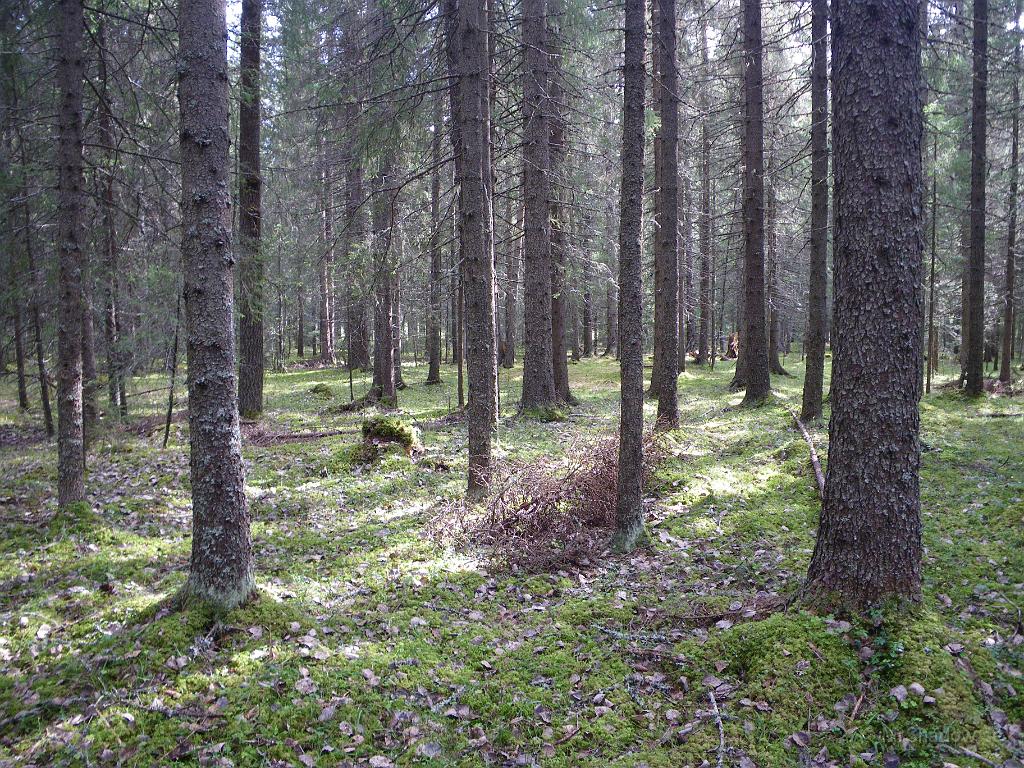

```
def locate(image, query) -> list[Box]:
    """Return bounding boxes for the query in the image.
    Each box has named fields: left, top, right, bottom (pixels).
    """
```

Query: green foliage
left=308, top=382, right=335, bottom=399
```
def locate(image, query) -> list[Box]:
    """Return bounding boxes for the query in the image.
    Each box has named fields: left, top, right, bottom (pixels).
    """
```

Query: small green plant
left=308, top=382, right=334, bottom=399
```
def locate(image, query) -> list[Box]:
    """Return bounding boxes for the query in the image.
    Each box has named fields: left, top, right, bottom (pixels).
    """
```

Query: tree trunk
left=452, top=0, right=498, bottom=491
left=426, top=92, right=444, bottom=384
left=370, top=163, right=397, bottom=406
left=82, top=290, right=98, bottom=442
left=237, top=0, right=264, bottom=417
left=177, top=0, right=254, bottom=610
left=502, top=203, right=523, bottom=368
left=520, top=0, right=556, bottom=409
left=549, top=45, right=574, bottom=405
left=56, top=0, right=86, bottom=509
left=320, top=150, right=336, bottom=366
left=804, top=0, right=923, bottom=610
left=651, top=0, right=679, bottom=426
left=582, top=240, right=594, bottom=357
left=735, top=0, right=770, bottom=403
left=965, top=0, right=988, bottom=395
left=1001, top=0, right=1020, bottom=385
left=800, top=0, right=828, bottom=420
left=22, top=179, right=52, bottom=435
left=695, top=11, right=712, bottom=368
left=97, top=17, right=126, bottom=419
left=766, top=179, right=788, bottom=376
left=613, top=0, right=646, bottom=553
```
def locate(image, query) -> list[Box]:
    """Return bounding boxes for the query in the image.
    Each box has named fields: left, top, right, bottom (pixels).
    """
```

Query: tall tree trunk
left=804, top=0, right=923, bottom=610
left=652, top=0, right=679, bottom=425
left=800, top=0, right=828, bottom=420
left=927, top=133, right=938, bottom=393
left=237, top=0, right=264, bottom=417
left=12, top=303, right=28, bottom=410
left=320, top=150, right=336, bottom=366
left=965, top=0, right=988, bottom=395
left=766, top=178, right=788, bottom=376
left=549, top=43, right=574, bottom=405
left=98, top=16, right=126, bottom=418
left=346, top=162, right=371, bottom=372
left=734, top=0, right=770, bottom=403
left=177, top=0, right=254, bottom=610
left=393, top=225, right=406, bottom=389
left=582, top=233, right=594, bottom=358
left=81, top=292, right=98, bottom=441
left=502, top=203, right=522, bottom=368
left=452, top=0, right=498, bottom=491
left=426, top=93, right=444, bottom=384
left=695, top=11, right=712, bottom=367
left=679, top=174, right=693, bottom=370
left=520, top=0, right=556, bottom=409
left=1001, top=0, right=1020, bottom=385
left=56, top=0, right=86, bottom=509
left=370, top=163, right=397, bottom=406
left=613, top=0, right=646, bottom=552
left=22, top=178, right=52, bottom=435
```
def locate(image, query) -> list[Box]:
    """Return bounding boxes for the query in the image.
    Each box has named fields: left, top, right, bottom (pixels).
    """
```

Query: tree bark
left=965, top=0, right=988, bottom=395
left=319, top=148, right=336, bottom=366
left=502, top=203, right=522, bottom=368
left=804, top=0, right=923, bottom=610
left=549, top=40, right=574, bottom=405
left=735, top=0, right=770, bottom=403
left=801, top=0, right=828, bottom=420
left=520, top=0, right=556, bottom=409
left=426, top=92, right=444, bottom=384
left=1001, top=0, right=1020, bottom=385
left=651, top=0, right=679, bottom=426
left=97, top=16, right=127, bottom=419
left=695, top=11, right=711, bottom=368
left=237, top=0, right=264, bottom=417
left=177, top=0, right=254, bottom=610
left=370, top=163, right=397, bottom=406
left=452, top=0, right=498, bottom=491
left=56, top=0, right=86, bottom=509
left=613, top=0, right=646, bottom=552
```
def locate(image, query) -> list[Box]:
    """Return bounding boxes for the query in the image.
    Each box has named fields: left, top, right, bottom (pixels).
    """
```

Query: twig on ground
left=708, top=689, right=726, bottom=768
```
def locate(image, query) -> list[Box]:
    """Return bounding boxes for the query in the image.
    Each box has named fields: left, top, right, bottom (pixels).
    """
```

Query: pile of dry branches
left=436, top=434, right=662, bottom=572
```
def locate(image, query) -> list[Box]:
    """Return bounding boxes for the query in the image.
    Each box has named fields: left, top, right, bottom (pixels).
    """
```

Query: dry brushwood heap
left=442, top=434, right=663, bottom=572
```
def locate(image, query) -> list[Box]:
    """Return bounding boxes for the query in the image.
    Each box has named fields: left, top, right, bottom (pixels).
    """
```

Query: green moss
left=361, top=414, right=419, bottom=450
left=522, top=405, right=569, bottom=422
left=308, top=382, right=334, bottom=398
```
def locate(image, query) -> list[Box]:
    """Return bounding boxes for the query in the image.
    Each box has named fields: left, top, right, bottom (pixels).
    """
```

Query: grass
left=0, top=353, right=1022, bottom=767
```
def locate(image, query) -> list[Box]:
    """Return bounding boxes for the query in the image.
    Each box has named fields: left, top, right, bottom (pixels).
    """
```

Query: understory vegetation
left=1, top=357, right=1022, bottom=767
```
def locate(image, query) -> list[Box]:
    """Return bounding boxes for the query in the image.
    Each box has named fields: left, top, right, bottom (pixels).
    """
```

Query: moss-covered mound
left=361, top=414, right=420, bottom=452
left=308, top=382, right=334, bottom=399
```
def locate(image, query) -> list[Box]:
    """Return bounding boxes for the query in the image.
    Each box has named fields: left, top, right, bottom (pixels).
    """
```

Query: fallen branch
left=708, top=689, right=726, bottom=768
left=937, top=744, right=1000, bottom=768
left=788, top=409, right=825, bottom=500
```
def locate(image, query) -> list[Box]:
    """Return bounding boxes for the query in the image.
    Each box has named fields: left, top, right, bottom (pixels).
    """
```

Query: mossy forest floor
left=1, top=355, right=1023, bottom=767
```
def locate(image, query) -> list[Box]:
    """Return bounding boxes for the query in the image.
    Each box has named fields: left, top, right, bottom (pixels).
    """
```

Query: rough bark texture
left=237, top=0, right=264, bottom=417
left=804, top=0, right=923, bottom=610
left=178, top=0, right=254, bottom=610
left=651, top=0, right=679, bottom=426
left=426, top=93, right=444, bottom=385
left=695, top=14, right=711, bottom=367
left=737, top=0, right=770, bottom=404
left=800, top=0, right=828, bottom=421
left=549, top=46, right=573, bottom=405
left=56, top=0, right=86, bottom=509
left=24, top=184, right=53, bottom=435
left=1001, top=2, right=1020, bottom=385
left=345, top=160, right=371, bottom=372
left=453, top=0, right=498, bottom=491
left=520, top=0, right=556, bottom=409
left=965, top=0, right=987, bottom=395
left=613, top=0, right=646, bottom=553
left=82, top=290, right=98, bottom=443
left=370, top=164, right=397, bottom=406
